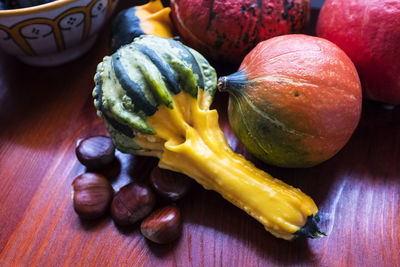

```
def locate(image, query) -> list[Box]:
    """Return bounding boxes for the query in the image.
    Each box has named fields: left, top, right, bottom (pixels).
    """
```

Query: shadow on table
left=0, top=29, right=109, bottom=150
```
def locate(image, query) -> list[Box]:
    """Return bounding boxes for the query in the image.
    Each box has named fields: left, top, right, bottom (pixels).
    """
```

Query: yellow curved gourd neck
left=136, top=0, right=175, bottom=38
left=133, top=91, right=319, bottom=240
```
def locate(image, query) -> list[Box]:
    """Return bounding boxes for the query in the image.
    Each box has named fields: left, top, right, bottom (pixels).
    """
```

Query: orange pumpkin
left=218, top=34, right=362, bottom=167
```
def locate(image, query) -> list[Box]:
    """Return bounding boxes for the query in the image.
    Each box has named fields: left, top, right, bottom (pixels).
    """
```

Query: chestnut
left=72, top=173, right=113, bottom=220
left=150, top=167, right=192, bottom=201
left=76, top=136, right=115, bottom=170
left=111, top=182, right=156, bottom=226
left=140, top=206, right=182, bottom=244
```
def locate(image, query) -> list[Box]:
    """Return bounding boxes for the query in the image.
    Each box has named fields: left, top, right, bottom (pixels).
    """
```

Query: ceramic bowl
left=0, top=0, right=119, bottom=66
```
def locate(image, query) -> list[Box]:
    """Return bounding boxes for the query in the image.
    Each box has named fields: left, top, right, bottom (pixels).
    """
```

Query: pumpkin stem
left=217, top=76, right=227, bottom=92
left=217, top=71, right=247, bottom=93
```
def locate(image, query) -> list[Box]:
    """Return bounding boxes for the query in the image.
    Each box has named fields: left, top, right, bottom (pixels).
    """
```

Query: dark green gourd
left=110, top=7, right=145, bottom=53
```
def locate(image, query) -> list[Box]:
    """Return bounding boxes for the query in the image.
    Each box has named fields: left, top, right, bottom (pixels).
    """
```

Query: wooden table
left=1, top=2, right=399, bottom=266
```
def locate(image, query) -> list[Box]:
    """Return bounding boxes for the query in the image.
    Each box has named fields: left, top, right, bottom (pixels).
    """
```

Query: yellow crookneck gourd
left=94, top=35, right=325, bottom=240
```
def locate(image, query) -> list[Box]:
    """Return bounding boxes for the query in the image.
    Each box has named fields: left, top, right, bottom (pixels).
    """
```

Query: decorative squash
left=170, top=0, right=310, bottom=64
left=218, top=34, right=362, bottom=168
left=110, top=0, right=175, bottom=52
left=93, top=35, right=324, bottom=240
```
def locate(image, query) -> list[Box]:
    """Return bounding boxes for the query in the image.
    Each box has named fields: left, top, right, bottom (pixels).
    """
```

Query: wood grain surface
left=0, top=2, right=399, bottom=266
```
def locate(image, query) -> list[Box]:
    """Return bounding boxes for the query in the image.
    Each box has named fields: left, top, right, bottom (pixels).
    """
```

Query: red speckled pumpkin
left=317, top=0, right=400, bottom=105
left=170, top=0, right=310, bottom=64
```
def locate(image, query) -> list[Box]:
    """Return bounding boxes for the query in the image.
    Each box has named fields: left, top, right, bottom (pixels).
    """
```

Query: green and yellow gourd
left=111, top=0, right=174, bottom=52
left=93, top=35, right=325, bottom=240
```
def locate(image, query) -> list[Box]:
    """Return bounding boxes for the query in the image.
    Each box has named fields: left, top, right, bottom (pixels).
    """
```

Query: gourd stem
left=293, top=214, right=327, bottom=239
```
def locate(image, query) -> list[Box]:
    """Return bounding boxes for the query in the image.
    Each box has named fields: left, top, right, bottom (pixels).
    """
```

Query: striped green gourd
left=94, top=35, right=216, bottom=153
left=93, top=35, right=324, bottom=241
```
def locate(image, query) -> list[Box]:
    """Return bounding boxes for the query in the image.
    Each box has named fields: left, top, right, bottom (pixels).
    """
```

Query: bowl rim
left=0, top=0, right=88, bottom=17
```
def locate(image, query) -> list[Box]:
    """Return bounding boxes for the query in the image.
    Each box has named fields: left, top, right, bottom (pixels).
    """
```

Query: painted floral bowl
left=0, top=0, right=119, bottom=66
